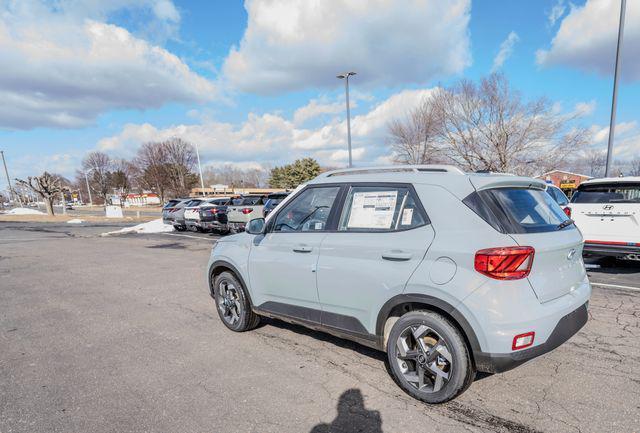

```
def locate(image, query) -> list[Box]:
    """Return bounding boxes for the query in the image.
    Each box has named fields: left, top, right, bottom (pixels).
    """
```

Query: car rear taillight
left=241, top=208, right=253, bottom=214
left=209, top=208, right=219, bottom=214
left=512, top=332, right=535, bottom=350
left=563, top=206, right=571, bottom=217
left=474, top=246, right=535, bottom=280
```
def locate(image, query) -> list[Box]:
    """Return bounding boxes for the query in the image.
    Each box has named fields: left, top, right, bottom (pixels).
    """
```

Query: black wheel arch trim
left=208, top=260, right=254, bottom=307
left=376, top=293, right=483, bottom=356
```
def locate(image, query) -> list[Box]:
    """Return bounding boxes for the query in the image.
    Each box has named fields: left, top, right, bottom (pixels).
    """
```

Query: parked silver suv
left=206, top=165, right=591, bottom=403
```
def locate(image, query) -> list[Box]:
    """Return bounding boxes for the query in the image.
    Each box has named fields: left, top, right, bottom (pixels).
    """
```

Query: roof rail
left=320, top=165, right=465, bottom=178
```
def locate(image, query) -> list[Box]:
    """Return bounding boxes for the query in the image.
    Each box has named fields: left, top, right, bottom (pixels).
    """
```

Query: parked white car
left=207, top=165, right=590, bottom=403
left=568, top=177, right=640, bottom=260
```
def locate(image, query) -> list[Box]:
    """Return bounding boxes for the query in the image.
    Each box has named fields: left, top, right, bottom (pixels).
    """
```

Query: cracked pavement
left=1, top=222, right=639, bottom=432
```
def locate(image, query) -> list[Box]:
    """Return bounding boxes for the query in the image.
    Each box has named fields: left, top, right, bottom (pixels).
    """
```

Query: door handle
left=382, top=250, right=412, bottom=261
left=293, top=244, right=313, bottom=253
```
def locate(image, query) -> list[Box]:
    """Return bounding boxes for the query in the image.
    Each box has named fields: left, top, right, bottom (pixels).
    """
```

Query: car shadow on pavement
left=310, top=389, right=383, bottom=433
left=259, top=317, right=386, bottom=362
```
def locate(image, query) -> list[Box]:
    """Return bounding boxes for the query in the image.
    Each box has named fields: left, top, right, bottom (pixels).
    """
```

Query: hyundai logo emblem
left=603, top=205, right=614, bottom=210
left=567, top=249, right=576, bottom=260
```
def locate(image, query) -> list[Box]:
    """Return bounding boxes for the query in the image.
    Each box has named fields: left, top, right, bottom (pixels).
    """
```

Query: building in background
left=124, top=193, right=160, bottom=206
left=536, top=170, right=592, bottom=197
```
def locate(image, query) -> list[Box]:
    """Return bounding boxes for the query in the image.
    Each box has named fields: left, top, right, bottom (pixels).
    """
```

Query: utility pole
left=84, top=170, right=93, bottom=206
left=195, top=142, right=205, bottom=196
left=605, top=0, right=626, bottom=177
left=1, top=150, right=22, bottom=206
left=337, top=72, right=356, bottom=168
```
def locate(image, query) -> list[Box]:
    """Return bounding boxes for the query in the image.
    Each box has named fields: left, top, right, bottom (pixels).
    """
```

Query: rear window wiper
left=557, top=219, right=574, bottom=230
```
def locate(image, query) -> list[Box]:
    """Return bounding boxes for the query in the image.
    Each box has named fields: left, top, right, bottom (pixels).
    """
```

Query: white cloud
left=537, top=0, right=640, bottom=80
left=222, top=0, right=471, bottom=94
left=293, top=98, right=345, bottom=126
left=491, top=31, right=519, bottom=72
left=590, top=121, right=638, bottom=144
left=97, top=88, right=436, bottom=168
left=548, top=0, right=566, bottom=26
left=573, top=100, right=596, bottom=117
left=0, top=1, right=215, bottom=130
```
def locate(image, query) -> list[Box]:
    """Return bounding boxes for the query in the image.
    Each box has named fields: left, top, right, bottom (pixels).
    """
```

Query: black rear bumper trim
left=474, top=302, right=588, bottom=373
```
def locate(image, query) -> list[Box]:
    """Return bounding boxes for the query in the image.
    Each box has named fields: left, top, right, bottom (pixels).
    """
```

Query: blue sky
left=1, top=0, right=638, bottom=184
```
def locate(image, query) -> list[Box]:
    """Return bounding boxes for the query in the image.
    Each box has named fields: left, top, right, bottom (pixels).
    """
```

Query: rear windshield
left=464, top=187, right=573, bottom=234
left=571, top=183, right=640, bottom=204
left=232, top=196, right=264, bottom=206
left=164, top=200, right=180, bottom=208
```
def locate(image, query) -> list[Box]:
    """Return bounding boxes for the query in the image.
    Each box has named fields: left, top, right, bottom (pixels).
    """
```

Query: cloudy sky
left=1, top=0, right=639, bottom=181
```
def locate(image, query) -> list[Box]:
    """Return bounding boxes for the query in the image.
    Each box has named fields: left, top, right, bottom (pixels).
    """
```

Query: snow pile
left=67, top=218, right=84, bottom=224
left=103, top=218, right=174, bottom=236
left=5, top=207, right=45, bottom=215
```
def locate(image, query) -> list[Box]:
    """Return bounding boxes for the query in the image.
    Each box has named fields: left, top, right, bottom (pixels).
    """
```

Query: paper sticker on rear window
left=401, top=208, right=413, bottom=226
left=347, top=191, right=398, bottom=229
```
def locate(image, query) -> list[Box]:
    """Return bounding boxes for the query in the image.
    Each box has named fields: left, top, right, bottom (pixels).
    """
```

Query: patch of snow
left=5, top=207, right=45, bottom=215
left=67, top=218, right=84, bottom=224
left=102, top=218, right=174, bottom=236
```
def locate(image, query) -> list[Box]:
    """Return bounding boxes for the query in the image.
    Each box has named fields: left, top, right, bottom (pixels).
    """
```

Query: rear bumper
left=475, top=302, right=588, bottom=373
left=583, top=241, right=640, bottom=257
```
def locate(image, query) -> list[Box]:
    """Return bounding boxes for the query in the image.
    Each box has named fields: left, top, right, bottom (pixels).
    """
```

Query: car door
left=316, top=184, right=435, bottom=336
left=248, top=185, right=342, bottom=323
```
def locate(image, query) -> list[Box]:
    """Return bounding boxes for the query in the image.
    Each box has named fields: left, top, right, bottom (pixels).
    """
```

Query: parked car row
left=162, top=192, right=290, bottom=234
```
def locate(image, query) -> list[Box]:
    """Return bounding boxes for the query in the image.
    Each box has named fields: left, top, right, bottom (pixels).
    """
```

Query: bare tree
left=15, top=172, right=63, bottom=215
left=111, top=158, right=136, bottom=196
left=571, top=150, right=606, bottom=177
left=164, top=138, right=197, bottom=197
left=630, top=158, right=640, bottom=176
left=388, top=98, right=442, bottom=164
left=133, top=142, right=171, bottom=203
left=203, top=164, right=270, bottom=188
left=425, top=74, right=590, bottom=175
left=82, top=151, right=112, bottom=204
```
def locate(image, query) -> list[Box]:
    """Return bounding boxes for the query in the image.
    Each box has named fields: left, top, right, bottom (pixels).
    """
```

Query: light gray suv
left=206, top=165, right=591, bottom=403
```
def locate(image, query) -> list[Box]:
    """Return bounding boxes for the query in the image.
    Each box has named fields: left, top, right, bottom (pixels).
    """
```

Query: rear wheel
left=386, top=311, right=474, bottom=404
left=212, top=271, right=260, bottom=332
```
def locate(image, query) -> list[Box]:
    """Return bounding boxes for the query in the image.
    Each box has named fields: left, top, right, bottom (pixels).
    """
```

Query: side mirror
left=246, top=218, right=265, bottom=235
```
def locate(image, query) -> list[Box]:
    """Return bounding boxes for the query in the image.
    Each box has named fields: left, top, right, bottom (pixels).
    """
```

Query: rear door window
left=464, top=188, right=573, bottom=233
left=571, top=183, right=640, bottom=204
left=337, top=185, right=427, bottom=232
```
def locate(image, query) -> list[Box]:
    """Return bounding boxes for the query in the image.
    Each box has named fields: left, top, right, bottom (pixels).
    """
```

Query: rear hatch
left=227, top=196, right=265, bottom=223
left=569, top=181, right=640, bottom=244
left=467, top=177, right=586, bottom=303
left=184, top=206, right=200, bottom=221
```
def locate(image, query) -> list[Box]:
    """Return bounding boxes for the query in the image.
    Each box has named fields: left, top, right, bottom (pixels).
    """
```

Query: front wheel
left=212, top=271, right=260, bottom=332
left=386, top=311, right=474, bottom=404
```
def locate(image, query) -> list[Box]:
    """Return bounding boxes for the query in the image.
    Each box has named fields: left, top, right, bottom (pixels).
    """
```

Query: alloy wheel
left=217, top=280, right=242, bottom=325
left=394, top=324, right=453, bottom=393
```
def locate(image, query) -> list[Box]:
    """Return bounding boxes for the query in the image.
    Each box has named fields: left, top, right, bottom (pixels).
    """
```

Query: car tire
left=212, top=271, right=260, bottom=332
left=386, top=311, right=475, bottom=404
left=175, top=225, right=186, bottom=232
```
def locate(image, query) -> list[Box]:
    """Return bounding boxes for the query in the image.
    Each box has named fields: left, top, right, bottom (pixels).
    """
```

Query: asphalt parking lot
left=1, top=221, right=639, bottom=433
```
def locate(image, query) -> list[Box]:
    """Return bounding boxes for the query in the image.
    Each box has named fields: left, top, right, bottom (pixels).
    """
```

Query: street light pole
left=605, top=0, right=626, bottom=177
left=195, top=142, right=205, bottom=196
left=1, top=150, right=22, bottom=206
left=337, top=72, right=356, bottom=168
left=84, top=170, right=93, bottom=206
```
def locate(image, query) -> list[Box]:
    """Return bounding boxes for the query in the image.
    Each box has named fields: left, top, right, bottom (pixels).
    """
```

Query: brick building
left=535, top=170, right=592, bottom=196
